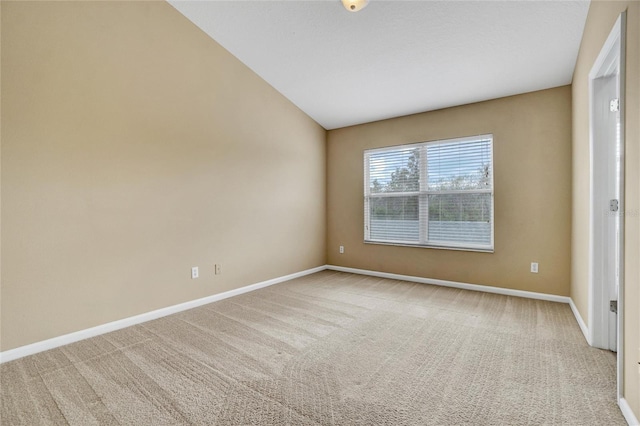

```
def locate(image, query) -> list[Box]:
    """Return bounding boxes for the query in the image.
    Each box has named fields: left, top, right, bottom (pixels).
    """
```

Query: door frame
left=588, top=11, right=626, bottom=400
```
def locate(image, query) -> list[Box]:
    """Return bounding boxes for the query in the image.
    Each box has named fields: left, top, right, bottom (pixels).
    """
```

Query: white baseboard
left=0, top=265, right=327, bottom=364
left=621, top=397, right=640, bottom=426
left=327, top=265, right=571, bottom=304
left=0, top=264, right=599, bottom=367
left=569, top=297, right=591, bottom=345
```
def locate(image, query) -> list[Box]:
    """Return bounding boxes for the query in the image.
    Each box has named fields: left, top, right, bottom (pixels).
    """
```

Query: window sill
left=363, top=240, right=494, bottom=253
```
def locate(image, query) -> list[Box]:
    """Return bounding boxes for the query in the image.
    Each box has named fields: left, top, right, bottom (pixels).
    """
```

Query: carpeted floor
left=1, top=270, right=625, bottom=425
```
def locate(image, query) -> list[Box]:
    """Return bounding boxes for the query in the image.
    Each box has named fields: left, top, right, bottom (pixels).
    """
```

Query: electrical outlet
left=215, top=264, right=221, bottom=275
left=191, top=266, right=199, bottom=279
left=530, top=262, right=538, bottom=273
left=339, top=246, right=344, bottom=254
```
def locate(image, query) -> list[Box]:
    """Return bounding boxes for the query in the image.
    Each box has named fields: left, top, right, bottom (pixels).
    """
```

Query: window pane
left=428, top=193, right=491, bottom=245
left=427, top=139, right=491, bottom=191
left=369, top=196, right=419, bottom=242
left=364, top=135, right=493, bottom=251
left=369, top=148, right=419, bottom=193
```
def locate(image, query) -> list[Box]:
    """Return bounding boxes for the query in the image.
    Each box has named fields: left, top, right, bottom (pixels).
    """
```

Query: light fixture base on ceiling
left=342, top=0, right=369, bottom=13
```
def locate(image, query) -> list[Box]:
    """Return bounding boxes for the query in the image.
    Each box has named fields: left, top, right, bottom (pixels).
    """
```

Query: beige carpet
left=1, top=270, right=625, bottom=425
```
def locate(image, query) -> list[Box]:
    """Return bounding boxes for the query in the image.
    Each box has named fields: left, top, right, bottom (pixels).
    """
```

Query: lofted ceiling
left=168, top=0, right=590, bottom=130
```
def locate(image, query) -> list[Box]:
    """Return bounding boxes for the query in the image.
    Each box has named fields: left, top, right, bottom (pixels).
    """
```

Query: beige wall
left=571, top=0, right=640, bottom=415
left=0, top=1, right=326, bottom=351
left=327, top=87, right=572, bottom=296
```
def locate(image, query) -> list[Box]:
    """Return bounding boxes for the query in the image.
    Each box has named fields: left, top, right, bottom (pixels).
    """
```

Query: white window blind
left=364, top=135, right=494, bottom=251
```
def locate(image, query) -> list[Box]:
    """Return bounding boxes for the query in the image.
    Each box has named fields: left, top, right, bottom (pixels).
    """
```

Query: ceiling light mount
left=342, top=0, right=369, bottom=13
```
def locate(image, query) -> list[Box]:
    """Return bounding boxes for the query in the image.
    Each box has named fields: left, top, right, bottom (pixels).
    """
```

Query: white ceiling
left=168, top=0, right=590, bottom=130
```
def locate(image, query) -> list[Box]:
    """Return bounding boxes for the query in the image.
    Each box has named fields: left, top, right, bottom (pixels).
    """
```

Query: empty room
left=1, top=0, right=639, bottom=425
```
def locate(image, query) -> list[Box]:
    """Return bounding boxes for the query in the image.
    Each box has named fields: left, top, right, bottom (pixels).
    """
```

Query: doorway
left=588, top=12, right=625, bottom=399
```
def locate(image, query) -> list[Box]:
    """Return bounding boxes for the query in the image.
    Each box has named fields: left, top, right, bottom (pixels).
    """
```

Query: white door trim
left=588, top=11, right=626, bottom=402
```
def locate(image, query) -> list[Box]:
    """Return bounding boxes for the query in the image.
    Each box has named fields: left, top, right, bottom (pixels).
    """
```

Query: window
left=364, top=135, right=494, bottom=251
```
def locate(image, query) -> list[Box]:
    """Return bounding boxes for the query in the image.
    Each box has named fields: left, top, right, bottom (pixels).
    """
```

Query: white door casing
left=588, top=12, right=625, bottom=400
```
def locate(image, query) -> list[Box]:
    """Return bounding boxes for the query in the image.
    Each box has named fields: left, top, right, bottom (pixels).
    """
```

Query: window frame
left=364, top=134, right=494, bottom=252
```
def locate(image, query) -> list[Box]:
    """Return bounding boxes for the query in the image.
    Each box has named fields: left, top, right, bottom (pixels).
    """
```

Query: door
left=593, top=73, right=620, bottom=352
